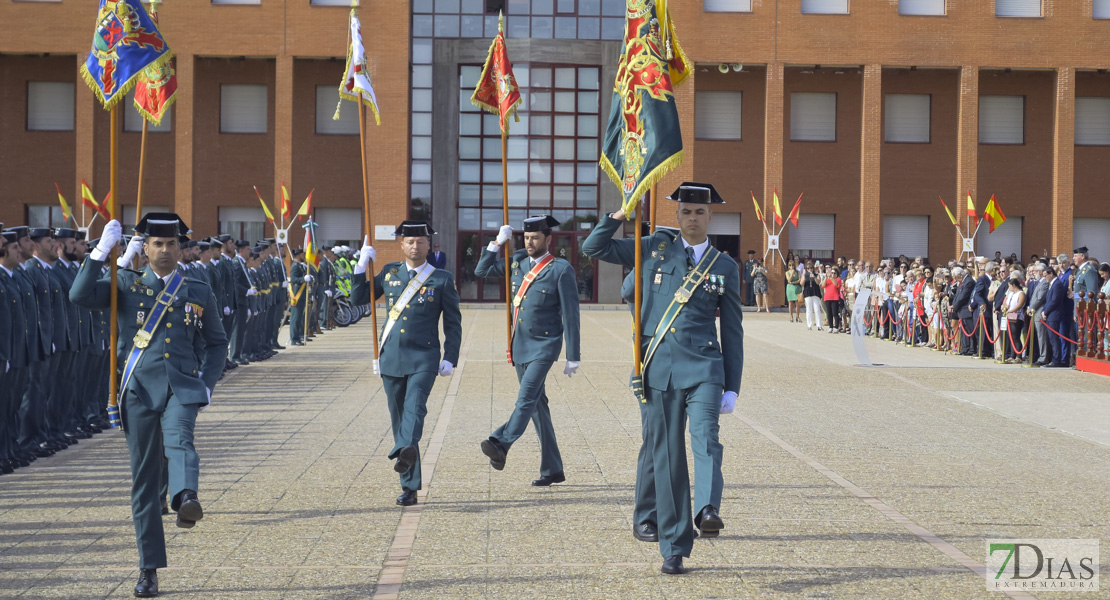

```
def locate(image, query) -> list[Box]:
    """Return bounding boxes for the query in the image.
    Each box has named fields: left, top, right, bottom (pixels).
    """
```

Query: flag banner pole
left=107, top=105, right=121, bottom=428
left=501, top=129, right=513, bottom=355
left=650, top=184, right=659, bottom=233
left=133, top=119, right=149, bottom=268
left=633, top=205, right=644, bottom=397
left=358, top=102, right=381, bottom=370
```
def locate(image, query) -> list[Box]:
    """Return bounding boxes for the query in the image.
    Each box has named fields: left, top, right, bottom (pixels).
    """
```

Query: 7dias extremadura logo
left=986, top=540, right=1099, bottom=592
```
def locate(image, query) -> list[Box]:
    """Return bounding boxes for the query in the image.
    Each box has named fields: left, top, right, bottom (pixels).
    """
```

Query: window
left=899, top=0, right=944, bottom=15
left=790, top=92, right=836, bottom=141
left=123, top=89, right=171, bottom=133
left=995, top=0, right=1040, bottom=17
left=316, top=86, right=358, bottom=135
left=310, top=0, right=359, bottom=4
left=706, top=212, right=740, bottom=235
left=704, top=0, right=752, bottom=11
left=1096, top=0, right=1110, bottom=18
left=314, top=208, right=363, bottom=245
left=27, top=82, right=74, bottom=131
left=219, top=207, right=265, bottom=243
left=220, top=84, right=267, bottom=134
left=212, top=0, right=260, bottom=4
left=883, top=215, right=929, bottom=259
left=975, top=216, right=1021, bottom=258
left=695, top=91, right=742, bottom=140
left=787, top=214, right=835, bottom=260
left=1075, top=97, right=1110, bottom=146
left=1073, top=218, right=1110, bottom=263
left=979, top=95, right=1024, bottom=144
left=26, top=205, right=68, bottom=229
left=801, top=0, right=849, bottom=14
left=884, top=94, right=930, bottom=143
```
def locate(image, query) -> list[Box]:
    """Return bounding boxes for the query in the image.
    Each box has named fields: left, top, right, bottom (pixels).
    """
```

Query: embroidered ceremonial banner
left=80, top=0, right=172, bottom=110
left=335, top=6, right=381, bottom=125
left=471, top=12, right=522, bottom=135
left=599, top=0, right=690, bottom=216
left=132, top=1, right=176, bottom=126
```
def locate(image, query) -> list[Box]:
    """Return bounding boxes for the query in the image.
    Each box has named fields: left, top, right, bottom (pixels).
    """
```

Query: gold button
left=545, top=331, right=548, bottom=334
left=166, top=323, right=172, bottom=328
left=164, top=353, right=170, bottom=358
left=400, top=329, right=405, bottom=333
left=168, top=307, right=173, bottom=312
left=670, top=327, right=676, bottom=333
left=165, top=338, right=171, bottom=343
left=403, top=316, right=408, bottom=320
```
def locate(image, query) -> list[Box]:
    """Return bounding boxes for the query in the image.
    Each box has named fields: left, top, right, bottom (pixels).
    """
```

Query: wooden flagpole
left=107, top=105, right=121, bottom=427
left=358, top=102, right=381, bottom=368
left=501, top=129, right=512, bottom=355
left=135, top=120, right=148, bottom=220
left=633, top=203, right=644, bottom=387
left=650, top=184, right=659, bottom=233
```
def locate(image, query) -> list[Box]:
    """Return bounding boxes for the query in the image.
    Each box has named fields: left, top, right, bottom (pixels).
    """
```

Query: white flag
left=335, top=8, right=380, bottom=125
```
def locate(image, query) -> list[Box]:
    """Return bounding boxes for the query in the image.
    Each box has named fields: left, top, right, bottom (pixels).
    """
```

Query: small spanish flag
left=772, top=187, right=783, bottom=227
left=750, top=192, right=765, bottom=225
left=787, top=193, right=803, bottom=228
left=55, top=184, right=73, bottom=224
left=939, top=196, right=958, bottom=226
left=254, top=186, right=276, bottom=224
left=296, top=189, right=314, bottom=218
left=81, top=180, right=111, bottom=220
left=983, top=194, right=1006, bottom=233
left=966, top=191, right=978, bottom=228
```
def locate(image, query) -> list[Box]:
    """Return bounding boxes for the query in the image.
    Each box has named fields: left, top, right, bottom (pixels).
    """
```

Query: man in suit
left=352, top=221, right=462, bottom=507
left=582, top=182, right=744, bottom=575
left=970, top=261, right=994, bottom=358
left=288, top=249, right=309, bottom=346
left=71, top=214, right=228, bottom=598
left=1029, top=265, right=1053, bottom=366
left=1043, top=262, right=1072, bottom=368
left=742, top=250, right=757, bottom=306
left=427, top=242, right=447, bottom=270
left=475, top=215, right=580, bottom=487
left=949, top=267, right=975, bottom=355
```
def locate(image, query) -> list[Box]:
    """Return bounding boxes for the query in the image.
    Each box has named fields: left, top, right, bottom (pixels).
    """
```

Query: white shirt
left=0, top=264, right=13, bottom=277
left=32, top=256, right=52, bottom=269
left=524, top=252, right=551, bottom=269
left=681, top=237, right=710, bottom=264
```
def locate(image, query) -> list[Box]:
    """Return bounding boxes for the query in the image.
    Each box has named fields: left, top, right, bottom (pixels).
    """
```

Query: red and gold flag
left=81, top=179, right=111, bottom=220
left=296, top=189, right=314, bottom=218
left=787, top=193, right=803, bottom=228
left=966, top=191, right=978, bottom=228
left=131, top=0, right=176, bottom=126
left=254, top=186, right=276, bottom=224
left=983, top=194, right=1007, bottom=233
left=939, top=196, right=958, bottom=226
left=772, top=188, right=783, bottom=227
left=280, top=182, right=292, bottom=221
left=55, top=184, right=73, bottom=224
left=750, top=192, right=765, bottom=226
left=470, top=11, right=522, bottom=135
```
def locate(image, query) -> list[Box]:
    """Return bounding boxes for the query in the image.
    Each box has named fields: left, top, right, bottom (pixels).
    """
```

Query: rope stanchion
left=958, top=315, right=978, bottom=337
left=1038, top=315, right=1080, bottom=346
left=1005, top=320, right=1029, bottom=357
left=980, top=313, right=1000, bottom=344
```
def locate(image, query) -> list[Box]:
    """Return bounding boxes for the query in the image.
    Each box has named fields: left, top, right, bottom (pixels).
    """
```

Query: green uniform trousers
left=289, top=302, right=305, bottom=343
left=381, top=371, right=437, bottom=491
left=121, top=389, right=200, bottom=569
left=490, top=359, right=564, bottom=477
left=643, top=381, right=723, bottom=559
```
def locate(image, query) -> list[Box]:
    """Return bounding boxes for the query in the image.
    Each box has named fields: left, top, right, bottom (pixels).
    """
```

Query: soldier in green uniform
left=351, top=221, right=462, bottom=506
left=70, top=214, right=228, bottom=598
left=288, top=249, right=309, bottom=346
left=582, top=183, right=744, bottom=575
left=474, top=215, right=580, bottom=486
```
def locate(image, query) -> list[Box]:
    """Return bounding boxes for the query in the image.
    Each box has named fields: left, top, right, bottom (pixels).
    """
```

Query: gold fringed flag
left=80, top=0, right=172, bottom=111
left=131, top=0, right=177, bottom=126
left=303, top=218, right=320, bottom=267
left=470, top=11, right=522, bottom=135
left=599, top=0, right=691, bottom=216
left=334, top=3, right=381, bottom=125
left=55, top=184, right=73, bottom=224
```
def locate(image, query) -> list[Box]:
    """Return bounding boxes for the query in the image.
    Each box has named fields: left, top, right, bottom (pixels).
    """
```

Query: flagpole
left=107, top=105, right=121, bottom=428
left=135, top=120, right=148, bottom=220
left=649, top=184, right=659, bottom=233
left=633, top=204, right=643, bottom=393
left=501, top=128, right=512, bottom=355
left=357, top=102, right=381, bottom=368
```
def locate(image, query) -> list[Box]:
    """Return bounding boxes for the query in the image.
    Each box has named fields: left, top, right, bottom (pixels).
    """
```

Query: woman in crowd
left=822, top=264, right=844, bottom=333
left=752, top=259, right=770, bottom=313
left=785, top=258, right=802, bottom=322
left=1002, top=274, right=1027, bottom=363
left=803, top=261, right=824, bottom=331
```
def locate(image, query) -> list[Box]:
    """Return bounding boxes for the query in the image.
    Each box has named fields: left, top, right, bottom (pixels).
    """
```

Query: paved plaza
left=1, top=309, right=1108, bottom=599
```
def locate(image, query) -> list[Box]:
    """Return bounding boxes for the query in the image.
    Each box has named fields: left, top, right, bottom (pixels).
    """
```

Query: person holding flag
left=288, top=248, right=309, bottom=346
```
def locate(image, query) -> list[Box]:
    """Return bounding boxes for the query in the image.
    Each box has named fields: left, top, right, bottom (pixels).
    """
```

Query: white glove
left=283, top=281, right=290, bottom=289
left=438, top=360, right=453, bottom=377
left=91, top=220, right=122, bottom=261
left=246, top=309, right=252, bottom=318
left=305, top=274, right=314, bottom=283
left=355, top=236, right=375, bottom=275
left=563, top=361, right=579, bottom=377
left=720, top=391, right=737, bottom=415
left=495, top=225, right=513, bottom=246
left=246, top=288, right=257, bottom=296
left=325, top=290, right=333, bottom=298
left=200, top=388, right=212, bottom=413
left=116, top=235, right=144, bottom=267
left=223, top=306, right=231, bottom=316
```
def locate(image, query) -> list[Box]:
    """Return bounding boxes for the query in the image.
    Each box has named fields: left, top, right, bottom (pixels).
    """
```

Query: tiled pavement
left=1, top=310, right=1108, bottom=599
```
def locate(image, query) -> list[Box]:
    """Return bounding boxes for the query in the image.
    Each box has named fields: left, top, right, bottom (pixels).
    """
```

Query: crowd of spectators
left=761, top=248, right=1110, bottom=367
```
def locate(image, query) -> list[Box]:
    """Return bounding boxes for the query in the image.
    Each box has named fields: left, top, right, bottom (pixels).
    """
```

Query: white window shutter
left=1095, top=0, right=1110, bottom=18
left=695, top=91, right=742, bottom=140
left=975, top=216, right=1022, bottom=258
left=220, top=84, right=268, bottom=134
left=1075, top=97, right=1110, bottom=146
left=899, top=0, right=945, bottom=15
left=1073, top=219, right=1110, bottom=264
left=995, top=0, right=1041, bottom=17
left=314, top=208, right=364, bottom=245
left=801, top=0, right=849, bottom=14
left=979, top=95, right=1024, bottom=144
left=788, top=214, right=835, bottom=251
left=706, top=212, right=740, bottom=236
left=790, top=93, right=836, bottom=141
left=882, top=215, right=930, bottom=259
left=316, top=86, right=359, bottom=135
left=219, top=207, right=265, bottom=223
left=27, top=82, right=75, bottom=131
left=704, top=0, right=752, bottom=11
left=884, top=94, right=930, bottom=143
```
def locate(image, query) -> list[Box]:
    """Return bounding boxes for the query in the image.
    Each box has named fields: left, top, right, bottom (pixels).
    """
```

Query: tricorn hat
left=665, top=182, right=725, bottom=205
left=53, top=228, right=77, bottom=239
left=135, top=212, right=191, bottom=242
left=393, top=220, right=436, bottom=237
left=522, top=215, right=560, bottom=232
left=1074, top=246, right=1089, bottom=254
left=234, top=239, right=251, bottom=249
left=28, top=227, right=53, bottom=239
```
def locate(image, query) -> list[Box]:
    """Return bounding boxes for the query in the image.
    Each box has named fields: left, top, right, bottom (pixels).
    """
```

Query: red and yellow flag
left=750, top=192, right=765, bottom=225
left=983, top=194, right=1006, bottom=233
left=772, top=188, right=783, bottom=227
left=296, top=189, right=314, bottom=218
left=787, top=193, right=803, bottom=228
left=939, top=196, right=958, bottom=226
left=55, top=184, right=73, bottom=224
left=966, top=191, right=978, bottom=228
left=81, top=180, right=111, bottom=220
left=280, top=182, right=292, bottom=221
left=254, top=186, right=276, bottom=224
left=470, top=12, right=522, bottom=135
left=132, top=0, right=177, bottom=127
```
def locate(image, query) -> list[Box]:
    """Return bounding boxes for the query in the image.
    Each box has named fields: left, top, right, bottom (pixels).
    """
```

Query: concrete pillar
left=75, top=55, right=96, bottom=229
left=1052, top=66, right=1075, bottom=256
left=174, top=54, right=194, bottom=227
left=955, top=65, right=979, bottom=259
left=763, top=62, right=785, bottom=304
left=859, top=64, right=882, bottom=263
left=274, top=55, right=294, bottom=239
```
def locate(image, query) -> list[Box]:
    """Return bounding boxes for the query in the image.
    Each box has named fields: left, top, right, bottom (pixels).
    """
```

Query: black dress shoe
left=290, top=341, right=305, bottom=346
left=396, top=488, right=417, bottom=506
left=0, top=462, right=13, bottom=475
left=176, top=490, right=203, bottom=528
left=236, top=358, right=250, bottom=366
left=695, top=505, right=724, bottom=538
left=161, top=498, right=170, bottom=516
left=32, top=447, right=55, bottom=458
left=531, top=472, right=565, bottom=487
left=273, top=344, right=286, bottom=350
left=480, top=438, right=507, bottom=471
left=661, top=555, right=687, bottom=575
left=133, top=568, right=158, bottom=597
left=632, top=522, right=658, bottom=542
left=394, top=445, right=418, bottom=473
left=14, top=456, right=31, bottom=468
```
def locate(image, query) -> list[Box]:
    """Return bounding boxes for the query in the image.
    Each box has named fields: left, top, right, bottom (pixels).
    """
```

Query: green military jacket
left=70, top=258, right=229, bottom=411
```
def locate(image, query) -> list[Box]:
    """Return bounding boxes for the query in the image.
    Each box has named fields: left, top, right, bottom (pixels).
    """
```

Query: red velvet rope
left=1005, top=320, right=1028, bottom=355
left=1038, top=316, right=1080, bottom=346
left=980, top=313, right=1001, bottom=344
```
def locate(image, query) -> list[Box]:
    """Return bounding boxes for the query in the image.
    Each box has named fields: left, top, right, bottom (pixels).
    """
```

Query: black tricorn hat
left=216, top=233, right=232, bottom=243
left=135, top=212, right=191, bottom=242
left=1, top=231, right=16, bottom=244
left=1074, top=246, right=1089, bottom=254
left=393, top=220, right=436, bottom=237
left=28, top=227, right=53, bottom=239
left=522, top=215, right=560, bottom=232
left=53, top=228, right=77, bottom=239
left=75, top=230, right=87, bottom=241
left=196, top=241, right=212, bottom=250
left=5, top=227, right=30, bottom=240
left=234, top=239, right=251, bottom=249
left=665, top=182, right=725, bottom=205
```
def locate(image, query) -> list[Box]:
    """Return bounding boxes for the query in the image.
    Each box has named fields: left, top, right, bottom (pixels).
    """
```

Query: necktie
left=409, top=269, right=417, bottom=281
left=685, top=246, right=696, bottom=269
